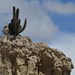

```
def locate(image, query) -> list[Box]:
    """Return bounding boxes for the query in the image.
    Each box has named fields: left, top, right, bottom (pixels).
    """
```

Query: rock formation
left=0, top=26, right=74, bottom=75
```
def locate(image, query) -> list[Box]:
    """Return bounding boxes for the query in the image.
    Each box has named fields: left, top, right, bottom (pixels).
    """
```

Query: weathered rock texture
left=0, top=26, right=74, bottom=75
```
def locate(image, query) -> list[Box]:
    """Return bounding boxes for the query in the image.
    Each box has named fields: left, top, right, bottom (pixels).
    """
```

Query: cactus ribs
left=8, top=6, right=27, bottom=36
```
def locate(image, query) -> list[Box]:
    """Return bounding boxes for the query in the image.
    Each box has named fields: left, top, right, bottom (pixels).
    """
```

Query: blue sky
left=50, top=14, right=75, bottom=33
left=0, top=0, right=75, bottom=74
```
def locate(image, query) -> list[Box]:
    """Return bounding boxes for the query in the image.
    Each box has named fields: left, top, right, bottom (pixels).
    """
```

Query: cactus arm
left=19, top=19, right=27, bottom=33
left=16, top=8, right=19, bottom=20
left=13, top=7, right=15, bottom=19
left=15, top=8, right=19, bottom=36
left=12, top=7, right=16, bottom=33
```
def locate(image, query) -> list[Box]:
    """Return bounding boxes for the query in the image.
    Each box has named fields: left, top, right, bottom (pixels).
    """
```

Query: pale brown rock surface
left=0, top=26, right=74, bottom=75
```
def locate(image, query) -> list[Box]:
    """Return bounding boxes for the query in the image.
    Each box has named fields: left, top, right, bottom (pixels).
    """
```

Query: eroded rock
left=0, top=26, right=74, bottom=75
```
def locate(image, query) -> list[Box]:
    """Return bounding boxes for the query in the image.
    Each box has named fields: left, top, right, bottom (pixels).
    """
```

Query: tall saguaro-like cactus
left=8, top=6, right=27, bottom=36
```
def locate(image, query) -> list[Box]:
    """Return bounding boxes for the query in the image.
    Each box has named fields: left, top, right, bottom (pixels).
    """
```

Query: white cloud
left=0, top=0, right=58, bottom=43
left=42, top=0, right=75, bottom=15
left=49, top=32, right=75, bottom=75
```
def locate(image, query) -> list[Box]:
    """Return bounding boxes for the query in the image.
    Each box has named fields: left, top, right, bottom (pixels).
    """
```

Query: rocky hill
left=0, top=26, right=74, bottom=75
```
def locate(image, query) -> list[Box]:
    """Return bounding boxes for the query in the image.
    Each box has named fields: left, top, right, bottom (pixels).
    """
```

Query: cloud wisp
left=42, top=0, right=75, bottom=15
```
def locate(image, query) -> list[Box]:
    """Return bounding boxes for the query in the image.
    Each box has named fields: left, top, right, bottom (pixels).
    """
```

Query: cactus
left=8, top=6, right=27, bottom=36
